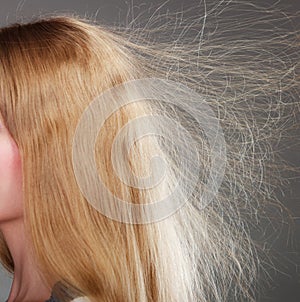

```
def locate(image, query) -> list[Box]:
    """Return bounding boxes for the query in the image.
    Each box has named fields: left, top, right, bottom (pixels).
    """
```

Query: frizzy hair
left=0, top=1, right=299, bottom=301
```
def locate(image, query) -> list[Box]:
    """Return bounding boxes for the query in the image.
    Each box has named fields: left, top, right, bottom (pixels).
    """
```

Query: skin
left=0, top=116, right=52, bottom=302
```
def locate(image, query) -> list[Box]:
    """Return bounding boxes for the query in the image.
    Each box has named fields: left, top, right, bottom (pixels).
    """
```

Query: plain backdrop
left=0, top=1, right=299, bottom=302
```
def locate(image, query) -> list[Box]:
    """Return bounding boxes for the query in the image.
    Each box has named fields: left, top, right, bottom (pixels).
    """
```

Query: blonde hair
left=0, top=2, right=299, bottom=302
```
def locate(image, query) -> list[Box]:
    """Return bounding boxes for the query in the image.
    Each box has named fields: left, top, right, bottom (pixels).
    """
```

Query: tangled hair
left=0, top=1, right=299, bottom=301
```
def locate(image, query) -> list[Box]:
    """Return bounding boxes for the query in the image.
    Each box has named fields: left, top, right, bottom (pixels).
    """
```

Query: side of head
left=0, top=16, right=195, bottom=302
left=0, top=16, right=135, bottom=299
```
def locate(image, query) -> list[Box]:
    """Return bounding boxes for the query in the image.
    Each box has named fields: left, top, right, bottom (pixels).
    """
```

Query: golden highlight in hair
left=0, top=2, right=299, bottom=301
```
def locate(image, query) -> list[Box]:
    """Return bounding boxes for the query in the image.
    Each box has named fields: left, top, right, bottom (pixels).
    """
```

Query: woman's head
left=0, top=16, right=196, bottom=302
left=0, top=16, right=131, bottom=297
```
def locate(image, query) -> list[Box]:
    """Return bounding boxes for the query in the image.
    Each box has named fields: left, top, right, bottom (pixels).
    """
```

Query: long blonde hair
left=0, top=2, right=299, bottom=301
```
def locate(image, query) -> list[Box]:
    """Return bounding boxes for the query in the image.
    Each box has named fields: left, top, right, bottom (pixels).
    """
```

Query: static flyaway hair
left=0, top=1, right=299, bottom=301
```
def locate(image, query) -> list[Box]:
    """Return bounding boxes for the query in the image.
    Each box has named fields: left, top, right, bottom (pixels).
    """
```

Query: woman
left=0, top=3, right=299, bottom=302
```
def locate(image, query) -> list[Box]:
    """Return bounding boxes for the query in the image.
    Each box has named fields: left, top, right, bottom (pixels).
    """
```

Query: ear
left=0, top=118, right=23, bottom=224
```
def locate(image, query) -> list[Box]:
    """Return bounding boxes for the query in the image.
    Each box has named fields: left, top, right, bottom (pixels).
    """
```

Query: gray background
left=0, top=1, right=299, bottom=301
